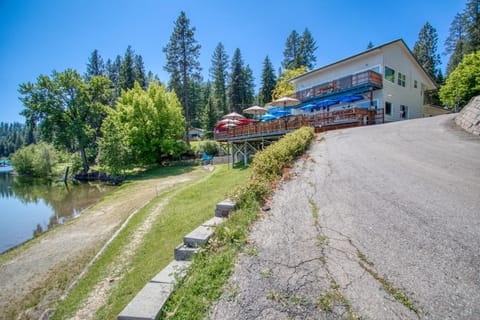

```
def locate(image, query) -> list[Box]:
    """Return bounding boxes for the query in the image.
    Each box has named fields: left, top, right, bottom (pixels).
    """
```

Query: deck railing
left=214, top=108, right=384, bottom=141
left=295, top=70, right=383, bottom=101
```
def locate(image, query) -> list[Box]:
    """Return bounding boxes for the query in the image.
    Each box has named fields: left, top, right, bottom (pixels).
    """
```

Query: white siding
left=291, top=40, right=437, bottom=122
left=293, top=52, right=383, bottom=91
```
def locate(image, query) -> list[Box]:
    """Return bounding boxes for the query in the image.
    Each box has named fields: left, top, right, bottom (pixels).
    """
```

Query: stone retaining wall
left=456, top=96, right=480, bottom=136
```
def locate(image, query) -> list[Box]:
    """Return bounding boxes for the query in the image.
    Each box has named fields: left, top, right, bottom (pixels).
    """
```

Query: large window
left=397, top=72, right=406, bottom=87
left=414, top=80, right=418, bottom=88
left=385, top=66, right=395, bottom=82
left=385, top=101, right=392, bottom=115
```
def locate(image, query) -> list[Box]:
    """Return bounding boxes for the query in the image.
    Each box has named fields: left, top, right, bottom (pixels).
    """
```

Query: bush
left=231, top=126, right=314, bottom=205
left=193, top=140, right=220, bottom=157
left=11, top=142, right=58, bottom=177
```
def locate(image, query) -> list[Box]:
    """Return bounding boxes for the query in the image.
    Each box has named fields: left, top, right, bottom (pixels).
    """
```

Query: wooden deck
left=215, top=108, right=384, bottom=142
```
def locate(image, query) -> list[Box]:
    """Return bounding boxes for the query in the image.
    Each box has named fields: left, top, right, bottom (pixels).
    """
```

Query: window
left=385, top=101, right=392, bottom=115
left=385, top=66, right=395, bottom=82
left=397, top=72, right=406, bottom=87
left=414, top=80, right=418, bottom=88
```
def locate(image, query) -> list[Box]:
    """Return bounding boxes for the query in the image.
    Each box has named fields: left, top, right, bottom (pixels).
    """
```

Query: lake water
left=0, top=167, right=115, bottom=254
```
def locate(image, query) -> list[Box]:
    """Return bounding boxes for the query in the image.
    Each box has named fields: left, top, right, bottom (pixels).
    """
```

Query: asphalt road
left=211, top=114, right=480, bottom=319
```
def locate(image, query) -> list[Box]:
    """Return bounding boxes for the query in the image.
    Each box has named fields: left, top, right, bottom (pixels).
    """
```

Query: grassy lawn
left=51, top=164, right=250, bottom=320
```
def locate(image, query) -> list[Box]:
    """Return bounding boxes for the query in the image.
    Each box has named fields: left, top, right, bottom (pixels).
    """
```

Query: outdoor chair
left=202, top=152, right=213, bottom=165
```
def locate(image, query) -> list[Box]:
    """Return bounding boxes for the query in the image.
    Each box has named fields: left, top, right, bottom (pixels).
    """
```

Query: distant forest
left=0, top=122, right=39, bottom=158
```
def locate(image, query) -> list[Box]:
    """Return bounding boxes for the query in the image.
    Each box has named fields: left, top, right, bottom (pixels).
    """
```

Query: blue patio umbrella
left=271, top=110, right=290, bottom=117
left=260, top=114, right=277, bottom=121
left=300, top=104, right=317, bottom=111
left=315, top=99, right=339, bottom=108
left=339, top=94, right=363, bottom=103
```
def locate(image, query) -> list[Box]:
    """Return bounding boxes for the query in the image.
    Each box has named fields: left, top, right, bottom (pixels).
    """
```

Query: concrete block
left=214, top=199, right=237, bottom=217
left=174, top=243, right=200, bottom=261
left=184, top=225, right=213, bottom=247
left=151, top=260, right=191, bottom=284
left=117, top=282, right=173, bottom=320
left=202, top=216, right=226, bottom=227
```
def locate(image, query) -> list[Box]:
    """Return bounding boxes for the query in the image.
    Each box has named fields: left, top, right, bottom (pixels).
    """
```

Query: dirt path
left=0, top=168, right=203, bottom=319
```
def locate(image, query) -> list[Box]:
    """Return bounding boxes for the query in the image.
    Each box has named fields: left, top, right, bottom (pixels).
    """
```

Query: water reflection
left=0, top=170, right=115, bottom=253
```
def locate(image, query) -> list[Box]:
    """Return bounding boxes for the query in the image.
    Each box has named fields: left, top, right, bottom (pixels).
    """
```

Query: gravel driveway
left=211, top=115, right=480, bottom=319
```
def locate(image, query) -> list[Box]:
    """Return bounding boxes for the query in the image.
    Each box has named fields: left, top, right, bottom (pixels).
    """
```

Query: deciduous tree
left=19, top=69, right=113, bottom=173
left=272, top=66, right=307, bottom=100
left=439, top=51, right=480, bottom=108
left=101, top=82, right=186, bottom=167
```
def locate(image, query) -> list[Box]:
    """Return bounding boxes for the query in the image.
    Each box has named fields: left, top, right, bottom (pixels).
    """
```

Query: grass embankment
left=161, top=127, right=315, bottom=319
left=51, top=164, right=250, bottom=319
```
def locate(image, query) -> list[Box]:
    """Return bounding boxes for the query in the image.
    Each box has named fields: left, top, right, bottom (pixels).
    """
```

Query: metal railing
left=295, top=70, right=383, bottom=101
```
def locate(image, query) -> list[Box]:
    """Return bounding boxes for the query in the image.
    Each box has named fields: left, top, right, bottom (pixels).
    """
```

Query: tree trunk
left=80, top=147, right=89, bottom=173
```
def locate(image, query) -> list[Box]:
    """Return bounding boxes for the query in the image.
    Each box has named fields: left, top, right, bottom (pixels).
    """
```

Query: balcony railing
left=295, top=70, right=383, bottom=101
left=214, top=108, right=384, bottom=141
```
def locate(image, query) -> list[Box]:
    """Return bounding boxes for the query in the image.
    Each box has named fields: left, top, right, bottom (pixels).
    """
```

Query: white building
left=290, top=39, right=437, bottom=122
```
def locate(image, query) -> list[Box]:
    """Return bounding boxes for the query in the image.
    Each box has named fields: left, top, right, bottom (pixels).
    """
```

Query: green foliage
left=99, top=82, right=186, bottom=171
left=84, top=49, right=105, bottom=81
left=11, top=142, right=58, bottom=177
left=0, top=122, right=39, bottom=157
left=282, top=29, right=317, bottom=71
left=444, top=0, right=480, bottom=76
left=192, top=140, right=220, bottom=156
left=412, top=22, right=441, bottom=81
left=163, top=11, right=202, bottom=144
left=271, top=66, right=307, bottom=100
left=439, top=51, right=480, bottom=108
left=228, top=48, right=255, bottom=113
left=259, top=55, right=277, bottom=105
left=210, top=42, right=229, bottom=115
left=19, top=69, right=113, bottom=173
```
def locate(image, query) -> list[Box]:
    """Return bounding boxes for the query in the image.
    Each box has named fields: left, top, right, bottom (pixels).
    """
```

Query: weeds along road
left=212, top=114, right=480, bottom=319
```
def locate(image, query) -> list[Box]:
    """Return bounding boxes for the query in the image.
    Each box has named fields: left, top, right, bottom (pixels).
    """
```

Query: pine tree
left=282, top=30, right=301, bottom=70
left=210, top=42, right=229, bottom=114
left=445, top=13, right=468, bottom=75
left=243, top=65, right=255, bottom=107
left=85, top=49, right=105, bottom=81
left=298, top=28, right=317, bottom=70
left=259, top=56, right=277, bottom=105
left=228, top=48, right=246, bottom=113
left=464, top=0, right=480, bottom=54
left=282, top=29, right=317, bottom=70
left=119, top=46, right=136, bottom=91
left=413, top=22, right=441, bottom=80
left=163, top=11, right=202, bottom=145
left=106, top=55, right=122, bottom=101
left=134, top=54, right=147, bottom=89
left=199, top=81, right=218, bottom=137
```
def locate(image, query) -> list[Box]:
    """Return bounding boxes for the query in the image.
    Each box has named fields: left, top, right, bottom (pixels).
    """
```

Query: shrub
left=11, top=142, right=58, bottom=177
left=231, top=126, right=314, bottom=205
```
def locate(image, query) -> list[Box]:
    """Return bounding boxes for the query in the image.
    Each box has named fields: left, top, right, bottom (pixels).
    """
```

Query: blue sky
left=0, top=0, right=466, bottom=123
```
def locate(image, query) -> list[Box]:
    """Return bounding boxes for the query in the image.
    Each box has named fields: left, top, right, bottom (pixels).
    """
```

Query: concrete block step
left=202, top=216, right=226, bottom=227
left=174, top=243, right=200, bottom=261
left=184, top=225, right=214, bottom=248
left=151, top=260, right=191, bottom=284
left=214, top=199, right=237, bottom=217
left=117, top=260, right=191, bottom=320
left=117, top=282, right=173, bottom=320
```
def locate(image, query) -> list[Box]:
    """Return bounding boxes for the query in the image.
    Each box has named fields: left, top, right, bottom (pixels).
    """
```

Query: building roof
left=289, top=39, right=438, bottom=89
